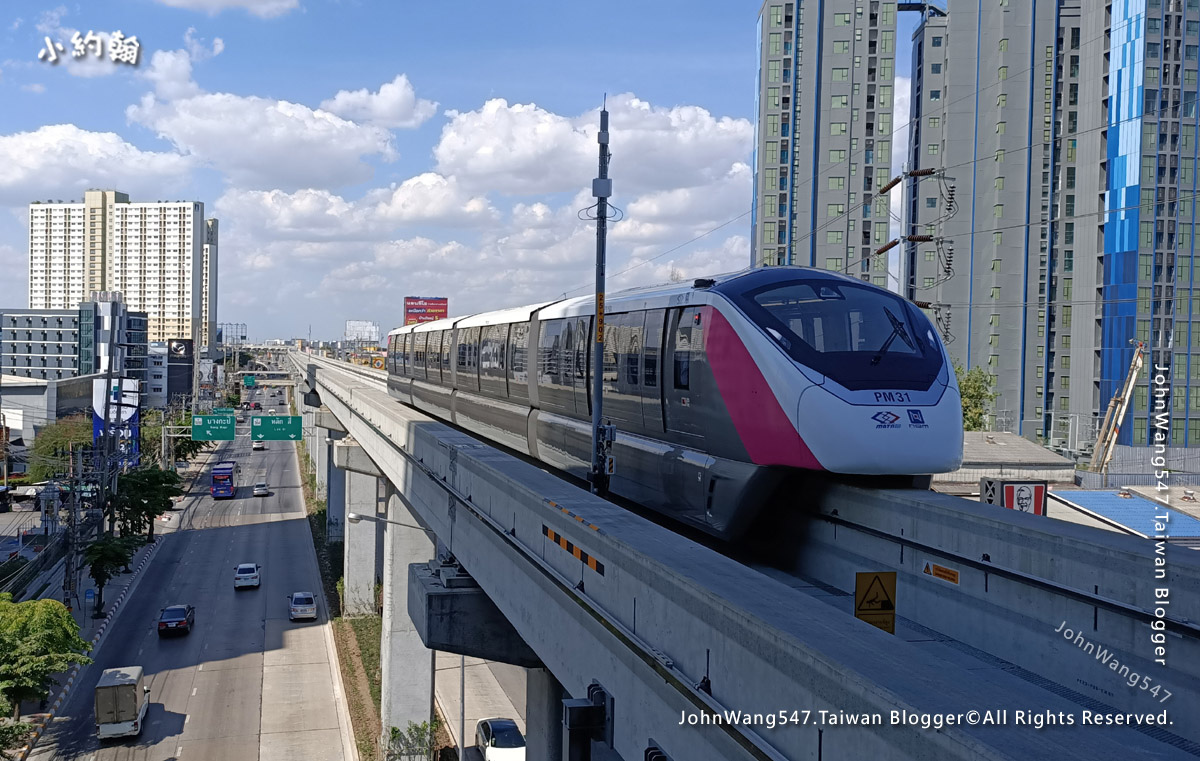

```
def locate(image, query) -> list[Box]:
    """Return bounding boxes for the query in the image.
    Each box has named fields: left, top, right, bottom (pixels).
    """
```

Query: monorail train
left=385, top=266, right=963, bottom=538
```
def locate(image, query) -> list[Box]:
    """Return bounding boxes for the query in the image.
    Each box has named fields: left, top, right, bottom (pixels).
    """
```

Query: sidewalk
left=434, top=653, right=525, bottom=760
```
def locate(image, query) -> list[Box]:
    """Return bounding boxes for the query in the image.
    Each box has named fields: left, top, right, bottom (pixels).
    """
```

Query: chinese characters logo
left=38, top=30, right=141, bottom=66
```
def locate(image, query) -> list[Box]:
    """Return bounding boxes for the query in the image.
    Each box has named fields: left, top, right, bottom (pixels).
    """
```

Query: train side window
left=440, top=330, right=453, bottom=376
left=537, top=320, right=562, bottom=388
left=510, top=323, right=529, bottom=383
left=426, top=330, right=442, bottom=381
left=574, top=319, right=588, bottom=383
left=643, top=309, right=664, bottom=388
left=625, top=312, right=643, bottom=387
left=400, top=334, right=409, bottom=374
left=673, top=309, right=695, bottom=390
left=413, top=332, right=427, bottom=378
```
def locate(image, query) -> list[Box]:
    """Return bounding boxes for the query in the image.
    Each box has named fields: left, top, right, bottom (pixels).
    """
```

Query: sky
left=0, top=0, right=916, bottom=342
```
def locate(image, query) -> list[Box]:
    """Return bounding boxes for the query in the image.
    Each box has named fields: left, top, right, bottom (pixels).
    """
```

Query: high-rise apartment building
left=904, top=3, right=1058, bottom=437
left=905, top=0, right=1200, bottom=449
left=752, top=0, right=899, bottom=284
left=27, top=191, right=217, bottom=345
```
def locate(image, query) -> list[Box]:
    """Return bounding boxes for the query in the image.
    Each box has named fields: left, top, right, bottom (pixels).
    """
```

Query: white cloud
left=10, top=18, right=23, bottom=32
left=142, top=49, right=201, bottom=99
left=127, top=92, right=396, bottom=190
left=0, top=124, right=192, bottom=205
left=152, top=0, right=300, bottom=18
left=434, top=93, right=753, bottom=198
left=215, top=175, right=496, bottom=241
left=184, top=27, right=224, bottom=60
left=20, top=83, right=45, bottom=94
left=320, top=74, right=437, bottom=129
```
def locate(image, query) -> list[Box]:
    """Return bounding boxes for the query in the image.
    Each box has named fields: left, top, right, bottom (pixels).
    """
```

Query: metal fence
left=1076, top=471, right=1200, bottom=489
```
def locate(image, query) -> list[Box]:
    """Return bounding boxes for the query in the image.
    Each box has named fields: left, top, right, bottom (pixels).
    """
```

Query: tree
left=140, top=412, right=213, bottom=469
left=0, top=719, right=34, bottom=752
left=955, top=362, right=999, bottom=432
left=0, top=594, right=92, bottom=719
left=112, top=468, right=184, bottom=540
left=386, top=718, right=441, bottom=761
left=26, top=415, right=93, bottom=482
left=83, top=536, right=135, bottom=613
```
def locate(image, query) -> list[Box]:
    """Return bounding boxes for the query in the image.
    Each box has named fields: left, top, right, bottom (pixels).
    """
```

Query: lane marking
left=185, top=714, right=190, bottom=724
left=197, top=664, right=203, bottom=671
left=177, top=745, right=183, bottom=756
left=191, top=687, right=197, bottom=696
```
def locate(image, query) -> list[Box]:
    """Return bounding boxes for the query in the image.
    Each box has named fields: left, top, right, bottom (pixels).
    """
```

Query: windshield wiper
left=870, top=307, right=916, bottom=366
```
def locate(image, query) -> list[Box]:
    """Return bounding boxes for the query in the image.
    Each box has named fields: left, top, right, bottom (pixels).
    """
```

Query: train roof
left=385, top=266, right=868, bottom=335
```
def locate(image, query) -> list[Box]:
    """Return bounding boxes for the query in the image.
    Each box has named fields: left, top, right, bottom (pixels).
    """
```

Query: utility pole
left=1, top=410, right=8, bottom=489
left=63, top=445, right=79, bottom=611
left=97, top=299, right=121, bottom=534
left=588, top=99, right=616, bottom=496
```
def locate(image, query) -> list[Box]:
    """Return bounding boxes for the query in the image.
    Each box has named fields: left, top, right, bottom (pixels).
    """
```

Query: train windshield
left=728, top=277, right=943, bottom=391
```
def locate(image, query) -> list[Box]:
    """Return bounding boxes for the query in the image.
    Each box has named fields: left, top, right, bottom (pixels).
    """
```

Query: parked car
left=234, top=563, right=261, bottom=589
left=287, top=592, right=317, bottom=621
left=157, top=604, right=195, bottom=636
left=253, top=482, right=270, bottom=497
left=476, top=718, right=526, bottom=760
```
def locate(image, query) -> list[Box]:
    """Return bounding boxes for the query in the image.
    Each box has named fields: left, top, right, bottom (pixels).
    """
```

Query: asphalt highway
left=30, top=395, right=350, bottom=761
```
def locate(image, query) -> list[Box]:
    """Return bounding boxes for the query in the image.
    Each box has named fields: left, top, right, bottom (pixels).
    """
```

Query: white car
left=252, top=440, right=266, bottom=451
left=287, top=592, right=317, bottom=621
left=253, top=482, right=270, bottom=497
left=233, top=563, right=261, bottom=589
left=476, top=718, right=526, bottom=760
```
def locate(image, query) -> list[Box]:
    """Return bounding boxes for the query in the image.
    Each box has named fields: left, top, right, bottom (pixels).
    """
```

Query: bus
left=211, top=461, right=240, bottom=499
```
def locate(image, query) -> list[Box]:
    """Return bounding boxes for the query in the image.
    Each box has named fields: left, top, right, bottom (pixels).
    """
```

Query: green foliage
left=955, top=362, right=999, bottom=432
left=0, top=719, right=33, bottom=751
left=0, top=593, right=92, bottom=719
left=112, top=467, right=184, bottom=539
left=83, top=536, right=136, bottom=609
left=387, top=718, right=441, bottom=761
left=27, top=415, right=93, bottom=482
left=141, top=412, right=213, bottom=467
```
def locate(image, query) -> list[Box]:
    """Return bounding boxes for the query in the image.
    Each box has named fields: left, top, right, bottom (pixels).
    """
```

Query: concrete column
left=302, top=407, right=316, bottom=470
left=315, top=431, right=329, bottom=500
left=343, top=469, right=379, bottom=615
left=380, top=478, right=435, bottom=742
left=324, top=430, right=346, bottom=539
left=525, top=668, right=564, bottom=761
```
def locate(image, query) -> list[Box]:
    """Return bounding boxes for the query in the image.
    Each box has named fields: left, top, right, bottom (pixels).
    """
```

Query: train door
left=640, top=309, right=665, bottom=434
left=664, top=306, right=704, bottom=438
left=571, top=317, right=591, bottom=418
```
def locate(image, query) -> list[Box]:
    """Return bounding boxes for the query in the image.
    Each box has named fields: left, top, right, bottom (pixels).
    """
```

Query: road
left=30, top=400, right=350, bottom=761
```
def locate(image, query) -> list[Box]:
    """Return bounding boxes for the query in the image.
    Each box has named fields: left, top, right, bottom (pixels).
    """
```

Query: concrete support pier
left=335, top=438, right=385, bottom=616
left=526, top=668, right=564, bottom=761
left=379, top=480, right=435, bottom=741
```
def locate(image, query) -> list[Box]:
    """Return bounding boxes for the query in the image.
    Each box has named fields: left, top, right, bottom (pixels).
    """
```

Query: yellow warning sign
left=923, top=561, right=960, bottom=585
left=854, top=571, right=897, bottom=634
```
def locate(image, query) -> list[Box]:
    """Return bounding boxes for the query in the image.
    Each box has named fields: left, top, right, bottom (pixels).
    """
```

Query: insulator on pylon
left=908, top=235, right=934, bottom=243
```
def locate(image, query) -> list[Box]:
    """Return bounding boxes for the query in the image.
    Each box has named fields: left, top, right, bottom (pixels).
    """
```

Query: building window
left=994, top=204, right=1004, bottom=218
left=995, top=176, right=1005, bottom=191
left=995, top=149, right=1005, bottom=162
left=928, top=143, right=940, bottom=155
left=768, top=87, right=780, bottom=109
left=991, top=287, right=1001, bottom=299
left=925, top=250, right=936, bottom=261
left=996, top=122, right=1006, bottom=135
left=931, top=36, right=943, bottom=48
left=833, top=40, right=850, bottom=54
left=830, top=122, right=847, bottom=136
left=833, top=67, right=848, bottom=81
left=828, top=149, right=846, bottom=162
left=769, top=33, right=781, bottom=55
left=768, top=60, right=781, bottom=83
left=926, top=197, right=937, bottom=208
left=924, top=277, right=935, bottom=287
left=831, top=94, right=849, bottom=108
left=929, top=89, right=941, bottom=101
left=930, top=63, right=942, bottom=74
left=827, top=203, right=845, bottom=217
left=834, top=12, right=851, bottom=25
left=825, top=257, right=844, bottom=270
left=770, top=5, right=782, bottom=26
left=997, top=94, right=1007, bottom=107
left=928, top=116, right=940, bottom=129
left=998, top=66, right=1008, bottom=80
left=999, top=38, right=1008, bottom=52
left=829, top=177, right=845, bottom=190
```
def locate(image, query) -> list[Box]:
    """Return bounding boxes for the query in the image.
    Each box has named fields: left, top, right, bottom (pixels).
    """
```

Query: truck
left=210, top=460, right=240, bottom=499
left=95, top=666, right=150, bottom=740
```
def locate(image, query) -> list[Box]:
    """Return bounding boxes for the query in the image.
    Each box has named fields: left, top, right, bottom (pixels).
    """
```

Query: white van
left=95, top=666, right=151, bottom=740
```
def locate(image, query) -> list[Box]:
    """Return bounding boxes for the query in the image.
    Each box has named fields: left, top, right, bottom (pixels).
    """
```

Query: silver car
left=287, top=592, right=317, bottom=621
left=253, top=482, right=270, bottom=497
left=233, top=563, right=261, bottom=589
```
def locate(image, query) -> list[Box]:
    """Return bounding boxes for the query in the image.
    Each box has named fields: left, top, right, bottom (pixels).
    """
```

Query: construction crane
left=1090, top=340, right=1146, bottom=483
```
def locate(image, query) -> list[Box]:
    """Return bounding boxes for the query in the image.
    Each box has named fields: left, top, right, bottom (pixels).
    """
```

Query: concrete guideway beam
left=789, top=482, right=1200, bottom=739
left=292, top=353, right=1183, bottom=761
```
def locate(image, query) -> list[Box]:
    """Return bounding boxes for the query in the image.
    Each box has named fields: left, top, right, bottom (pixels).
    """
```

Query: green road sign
left=244, top=375, right=257, bottom=388
left=252, top=415, right=302, bottom=441
left=191, top=415, right=236, bottom=441
left=213, top=407, right=234, bottom=414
